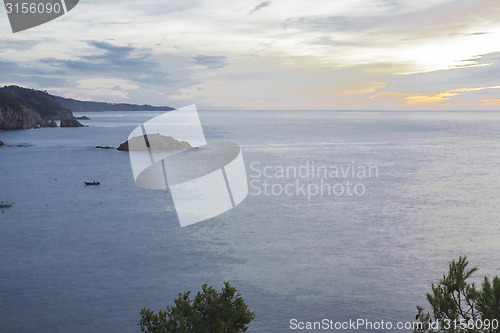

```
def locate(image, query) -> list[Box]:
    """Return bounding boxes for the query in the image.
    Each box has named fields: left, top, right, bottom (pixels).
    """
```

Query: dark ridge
left=55, top=96, right=175, bottom=112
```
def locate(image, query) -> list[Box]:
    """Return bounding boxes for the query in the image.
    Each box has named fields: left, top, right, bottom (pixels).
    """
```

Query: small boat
left=0, top=202, right=13, bottom=208
left=84, top=181, right=100, bottom=185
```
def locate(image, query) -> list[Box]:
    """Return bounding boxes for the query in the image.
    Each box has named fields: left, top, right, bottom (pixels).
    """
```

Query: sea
left=1, top=110, right=500, bottom=332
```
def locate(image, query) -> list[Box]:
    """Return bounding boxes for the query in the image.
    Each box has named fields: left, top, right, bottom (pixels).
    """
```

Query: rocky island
left=60, top=119, right=85, bottom=127
left=117, top=134, right=193, bottom=151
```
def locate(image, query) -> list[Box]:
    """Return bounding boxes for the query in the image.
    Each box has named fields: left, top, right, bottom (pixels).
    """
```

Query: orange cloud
left=403, top=85, right=500, bottom=105
left=478, top=99, right=500, bottom=106
left=301, top=81, right=388, bottom=98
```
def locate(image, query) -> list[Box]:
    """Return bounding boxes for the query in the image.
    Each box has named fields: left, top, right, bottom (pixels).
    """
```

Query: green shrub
left=139, top=282, right=255, bottom=333
left=415, top=256, right=500, bottom=333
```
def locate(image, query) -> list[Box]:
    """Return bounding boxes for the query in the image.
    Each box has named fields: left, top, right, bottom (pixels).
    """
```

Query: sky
left=1, top=0, right=500, bottom=110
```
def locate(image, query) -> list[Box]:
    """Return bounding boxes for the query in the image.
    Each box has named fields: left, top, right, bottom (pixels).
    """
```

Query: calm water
left=1, top=111, right=500, bottom=332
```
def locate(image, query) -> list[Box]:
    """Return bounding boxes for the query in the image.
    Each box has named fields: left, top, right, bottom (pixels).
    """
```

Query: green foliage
left=478, top=277, right=500, bottom=325
left=0, top=89, right=28, bottom=112
left=0, top=85, right=73, bottom=120
left=139, top=282, right=255, bottom=333
left=415, top=256, right=500, bottom=333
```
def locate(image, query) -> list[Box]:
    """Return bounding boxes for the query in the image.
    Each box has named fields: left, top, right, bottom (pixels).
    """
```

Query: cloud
left=124, top=0, right=199, bottom=16
left=277, top=0, right=500, bottom=74
left=192, top=55, right=229, bottom=69
left=356, top=52, right=500, bottom=109
left=403, top=85, right=500, bottom=106
left=381, top=52, right=500, bottom=93
left=249, top=1, right=272, bottom=15
left=50, top=78, right=140, bottom=101
left=284, top=0, right=500, bottom=38
left=0, top=37, right=200, bottom=105
left=49, top=41, right=160, bottom=79
left=0, top=60, right=69, bottom=88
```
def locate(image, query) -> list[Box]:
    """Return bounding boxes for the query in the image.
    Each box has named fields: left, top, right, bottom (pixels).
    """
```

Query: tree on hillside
left=415, top=256, right=500, bottom=333
left=139, top=282, right=255, bottom=333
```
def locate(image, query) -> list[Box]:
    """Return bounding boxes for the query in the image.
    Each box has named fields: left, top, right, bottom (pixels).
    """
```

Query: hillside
left=55, top=96, right=175, bottom=112
left=0, top=89, right=42, bottom=129
left=0, top=86, right=82, bottom=129
left=1, top=86, right=76, bottom=120
left=0, top=85, right=174, bottom=130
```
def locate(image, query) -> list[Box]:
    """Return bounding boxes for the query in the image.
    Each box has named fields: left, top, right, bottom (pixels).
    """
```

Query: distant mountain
left=55, top=96, right=175, bottom=112
left=0, top=86, right=82, bottom=129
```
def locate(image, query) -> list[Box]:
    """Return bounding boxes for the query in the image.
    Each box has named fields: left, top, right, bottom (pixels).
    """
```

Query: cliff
left=55, top=96, right=175, bottom=112
left=0, top=86, right=83, bottom=129
left=0, top=90, right=42, bottom=129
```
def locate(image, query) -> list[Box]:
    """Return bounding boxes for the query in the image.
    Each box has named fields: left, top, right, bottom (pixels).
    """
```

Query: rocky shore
left=0, top=102, right=41, bottom=129
left=39, top=120, right=58, bottom=127
left=60, top=119, right=85, bottom=127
